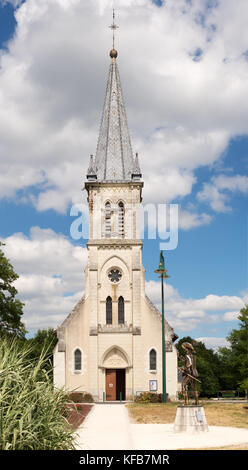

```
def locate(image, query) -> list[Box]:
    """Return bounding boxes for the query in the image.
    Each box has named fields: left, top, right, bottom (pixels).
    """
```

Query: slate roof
left=87, top=55, right=141, bottom=182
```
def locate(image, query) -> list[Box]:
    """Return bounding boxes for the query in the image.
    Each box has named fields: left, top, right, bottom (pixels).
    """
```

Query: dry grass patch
left=127, top=402, right=248, bottom=429
left=127, top=402, right=178, bottom=424
left=205, top=403, right=248, bottom=428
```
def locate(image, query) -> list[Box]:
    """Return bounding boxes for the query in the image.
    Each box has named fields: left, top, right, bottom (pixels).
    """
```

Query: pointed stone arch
left=100, top=254, right=130, bottom=276
left=100, top=345, right=131, bottom=369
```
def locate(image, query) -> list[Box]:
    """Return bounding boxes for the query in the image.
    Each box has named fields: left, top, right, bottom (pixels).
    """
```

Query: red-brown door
left=106, top=369, right=116, bottom=401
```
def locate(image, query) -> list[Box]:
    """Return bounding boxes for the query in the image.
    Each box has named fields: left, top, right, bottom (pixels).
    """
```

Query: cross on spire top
left=109, top=8, right=119, bottom=50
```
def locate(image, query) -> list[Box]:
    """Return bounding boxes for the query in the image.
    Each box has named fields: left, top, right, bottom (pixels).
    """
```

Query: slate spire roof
left=87, top=49, right=142, bottom=183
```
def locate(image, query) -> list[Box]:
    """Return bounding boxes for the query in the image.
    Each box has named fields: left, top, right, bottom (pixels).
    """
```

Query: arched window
left=118, top=202, right=124, bottom=237
left=105, top=202, right=111, bottom=237
left=118, top=296, right=125, bottom=324
left=149, top=349, right=157, bottom=371
left=74, top=349, right=82, bottom=371
left=106, top=296, right=112, bottom=324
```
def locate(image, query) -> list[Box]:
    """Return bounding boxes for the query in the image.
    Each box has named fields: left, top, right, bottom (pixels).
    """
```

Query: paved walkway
left=74, top=404, right=248, bottom=450
left=130, top=423, right=248, bottom=450
left=75, top=404, right=133, bottom=450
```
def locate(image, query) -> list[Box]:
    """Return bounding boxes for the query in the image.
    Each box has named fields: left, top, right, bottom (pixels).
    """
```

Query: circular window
left=108, top=268, right=122, bottom=284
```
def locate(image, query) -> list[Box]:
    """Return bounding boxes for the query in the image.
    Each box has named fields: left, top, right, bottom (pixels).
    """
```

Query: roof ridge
left=59, top=294, right=85, bottom=330
left=145, top=294, right=178, bottom=342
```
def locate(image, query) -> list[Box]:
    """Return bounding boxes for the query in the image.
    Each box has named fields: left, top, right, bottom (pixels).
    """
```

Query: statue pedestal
left=173, top=406, right=209, bottom=433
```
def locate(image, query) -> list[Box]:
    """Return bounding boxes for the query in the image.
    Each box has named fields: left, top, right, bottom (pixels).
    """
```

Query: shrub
left=69, top=392, right=94, bottom=403
left=82, top=393, right=94, bottom=403
left=0, top=337, right=76, bottom=450
left=135, top=392, right=162, bottom=403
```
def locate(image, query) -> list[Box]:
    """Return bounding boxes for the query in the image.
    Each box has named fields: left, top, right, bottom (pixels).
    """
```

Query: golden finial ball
left=110, top=48, right=118, bottom=59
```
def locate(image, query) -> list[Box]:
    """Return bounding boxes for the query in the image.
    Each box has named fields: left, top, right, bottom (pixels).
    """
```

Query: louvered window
left=149, top=349, right=157, bottom=371
left=105, top=202, right=111, bottom=237
left=118, top=202, right=124, bottom=237
left=118, top=296, right=125, bottom=324
left=106, top=296, right=112, bottom=324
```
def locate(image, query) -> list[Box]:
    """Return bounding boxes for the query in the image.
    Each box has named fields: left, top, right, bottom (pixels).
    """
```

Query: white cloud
left=2, top=227, right=87, bottom=329
left=15, top=274, right=64, bottom=299
left=191, top=294, right=245, bottom=311
left=195, top=337, right=229, bottom=351
left=222, top=311, right=240, bottom=322
left=145, top=279, right=246, bottom=332
left=178, top=208, right=212, bottom=230
left=242, top=290, right=248, bottom=304
left=0, top=0, right=247, bottom=213
left=178, top=310, right=205, bottom=319
left=141, top=202, right=213, bottom=233
left=197, top=174, right=248, bottom=212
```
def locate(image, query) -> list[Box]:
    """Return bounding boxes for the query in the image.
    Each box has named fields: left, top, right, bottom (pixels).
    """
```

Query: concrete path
left=130, top=423, right=248, bottom=450
left=74, top=404, right=248, bottom=450
left=75, top=404, right=133, bottom=450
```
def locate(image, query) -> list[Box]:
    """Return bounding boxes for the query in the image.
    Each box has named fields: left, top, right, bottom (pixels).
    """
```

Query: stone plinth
left=173, top=406, right=209, bottom=433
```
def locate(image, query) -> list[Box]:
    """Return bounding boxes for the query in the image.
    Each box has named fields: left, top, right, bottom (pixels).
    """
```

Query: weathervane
left=109, top=8, right=119, bottom=50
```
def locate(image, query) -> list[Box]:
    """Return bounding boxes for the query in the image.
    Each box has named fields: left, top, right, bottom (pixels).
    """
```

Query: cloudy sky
left=0, top=0, right=247, bottom=349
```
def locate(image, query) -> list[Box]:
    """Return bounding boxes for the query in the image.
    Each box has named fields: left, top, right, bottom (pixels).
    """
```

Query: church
left=53, top=29, right=178, bottom=401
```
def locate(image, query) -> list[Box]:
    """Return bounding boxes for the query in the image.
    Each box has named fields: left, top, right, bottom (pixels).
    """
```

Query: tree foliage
left=0, top=242, right=26, bottom=338
left=218, top=305, right=248, bottom=390
left=27, top=328, right=57, bottom=360
left=26, top=328, right=58, bottom=381
left=177, top=305, right=248, bottom=396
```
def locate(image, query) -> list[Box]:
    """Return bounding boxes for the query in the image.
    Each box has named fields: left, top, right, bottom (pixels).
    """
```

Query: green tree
left=238, top=378, right=248, bottom=399
left=176, top=336, right=221, bottom=397
left=26, top=328, right=58, bottom=381
left=28, top=328, right=57, bottom=357
left=218, top=305, right=248, bottom=390
left=0, top=242, right=26, bottom=338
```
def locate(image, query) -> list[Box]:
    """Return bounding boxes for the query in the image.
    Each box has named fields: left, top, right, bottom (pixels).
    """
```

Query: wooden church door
left=106, top=369, right=116, bottom=401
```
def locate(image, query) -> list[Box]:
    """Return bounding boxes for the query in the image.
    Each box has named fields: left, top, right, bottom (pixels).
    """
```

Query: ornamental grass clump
left=0, top=337, right=76, bottom=450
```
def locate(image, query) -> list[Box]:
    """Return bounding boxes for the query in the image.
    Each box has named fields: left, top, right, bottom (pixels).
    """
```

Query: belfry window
left=105, top=202, right=111, bottom=237
left=118, top=202, right=124, bottom=237
left=106, top=296, right=112, bottom=324
left=149, top=349, right=157, bottom=371
left=118, top=296, right=125, bottom=324
left=74, top=349, right=82, bottom=371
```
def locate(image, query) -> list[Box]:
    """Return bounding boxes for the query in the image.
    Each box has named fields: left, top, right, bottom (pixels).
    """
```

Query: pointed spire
left=86, top=154, right=97, bottom=181
left=92, top=11, right=142, bottom=183
left=132, top=152, right=142, bottom=181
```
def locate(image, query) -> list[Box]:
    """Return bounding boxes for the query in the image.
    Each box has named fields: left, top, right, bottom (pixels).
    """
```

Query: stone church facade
left=53, top=45, right=178, bottom=401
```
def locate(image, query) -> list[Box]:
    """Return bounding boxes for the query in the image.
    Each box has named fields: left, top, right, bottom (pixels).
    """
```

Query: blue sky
left=0, top=0, right=247, bottom=349
left=0, top=2, right=16, bottom=48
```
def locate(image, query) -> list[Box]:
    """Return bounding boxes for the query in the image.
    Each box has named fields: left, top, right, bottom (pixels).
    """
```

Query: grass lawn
left=126, top=402, right=248, bottom=450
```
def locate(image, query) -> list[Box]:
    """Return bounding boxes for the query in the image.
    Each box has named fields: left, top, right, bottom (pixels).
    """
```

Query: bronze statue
left=179, top=342, right=201, bottom=406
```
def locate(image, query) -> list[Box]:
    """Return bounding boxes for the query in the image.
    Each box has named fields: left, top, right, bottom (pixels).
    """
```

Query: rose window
left=108, top=269, right=122, bottom=283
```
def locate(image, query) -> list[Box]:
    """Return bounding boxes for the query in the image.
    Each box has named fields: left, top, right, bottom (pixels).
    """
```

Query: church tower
left=54, top=17, right=178, bottom=401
